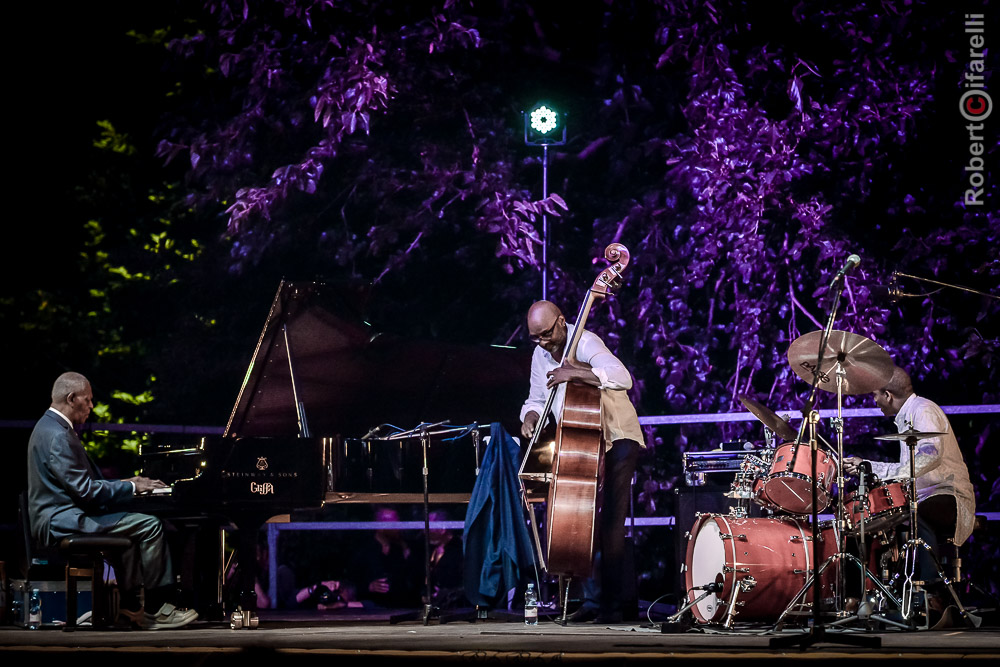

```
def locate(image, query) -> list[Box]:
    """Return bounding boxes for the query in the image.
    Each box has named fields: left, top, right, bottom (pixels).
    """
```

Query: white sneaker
left=143, top=603, right=199, bottom=630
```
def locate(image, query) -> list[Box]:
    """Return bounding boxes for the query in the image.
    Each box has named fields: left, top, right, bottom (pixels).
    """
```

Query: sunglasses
left=529, top=318, right=560, bottom=343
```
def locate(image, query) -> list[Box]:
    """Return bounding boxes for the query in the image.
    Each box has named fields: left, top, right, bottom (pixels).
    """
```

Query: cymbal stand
left=770, top=269, right=880, bottom=649
left=831, top=362, right=849, bottom=616
left=822, top=461, right=906, bottom=631
left=896, top=434, right=980, bottom=629
left=828, top=361, right=887, bottom=626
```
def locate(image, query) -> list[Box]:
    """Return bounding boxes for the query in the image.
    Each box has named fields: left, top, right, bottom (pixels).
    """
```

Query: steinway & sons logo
left=220, top=455, right=300, bottom=496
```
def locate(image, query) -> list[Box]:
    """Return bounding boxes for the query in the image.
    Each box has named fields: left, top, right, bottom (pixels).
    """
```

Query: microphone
left=857, top=460, right=871, bottom=492
left=829, top=254, right=861, bottom=289
left=691, top=582, right=723, bottom=593
left=857, top=460, right=872, bottom=515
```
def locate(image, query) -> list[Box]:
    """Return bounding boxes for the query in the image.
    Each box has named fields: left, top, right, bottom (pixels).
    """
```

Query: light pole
left=523, top=102, right=567, bottom=301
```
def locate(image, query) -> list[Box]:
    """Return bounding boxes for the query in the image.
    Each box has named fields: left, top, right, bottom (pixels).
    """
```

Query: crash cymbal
left=739, top=395, right=798, bottom=441
left=787, top=329, right=894, bottom=395
left=874, top=428, right=947, bottom=441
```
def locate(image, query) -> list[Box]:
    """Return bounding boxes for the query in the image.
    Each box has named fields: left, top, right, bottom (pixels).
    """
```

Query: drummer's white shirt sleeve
left=867, top=393, right=976, bottom=545
left=867, top=395, right=946, bottom=481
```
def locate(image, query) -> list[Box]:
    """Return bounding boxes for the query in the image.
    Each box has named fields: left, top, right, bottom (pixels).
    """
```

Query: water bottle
left=524, top=583, right=538, bottom=626
left=28, top=589, right=42, bottom=630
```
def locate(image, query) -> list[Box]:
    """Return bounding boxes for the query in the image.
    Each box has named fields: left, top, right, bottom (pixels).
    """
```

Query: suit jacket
left=27, top=410, right=135, bottom=547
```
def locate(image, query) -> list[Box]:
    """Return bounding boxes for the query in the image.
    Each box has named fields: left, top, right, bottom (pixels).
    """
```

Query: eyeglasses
left=529, top=318, right=560, bottom=343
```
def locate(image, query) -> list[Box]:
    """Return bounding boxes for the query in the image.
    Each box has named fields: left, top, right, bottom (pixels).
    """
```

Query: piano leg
left=167, top=519, right=227, bottom=622
left=228, top=519, right=265, bottom=629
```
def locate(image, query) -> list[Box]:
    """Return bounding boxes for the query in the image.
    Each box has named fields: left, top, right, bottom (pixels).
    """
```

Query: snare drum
left=684, top=514, right=839, bottom=624
left=759, top=442, right=837, bottom=514
left=845, top=480, right=910, bottom=535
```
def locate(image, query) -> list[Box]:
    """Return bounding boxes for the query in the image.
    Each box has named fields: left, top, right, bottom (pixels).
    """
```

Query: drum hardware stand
left=770, top=266, right=880, bottom=650
left=661, top=582, right=723, bottom=632
left=892, top=432, right=981, bottom=630
left=721, top=576, right=756, bottom=629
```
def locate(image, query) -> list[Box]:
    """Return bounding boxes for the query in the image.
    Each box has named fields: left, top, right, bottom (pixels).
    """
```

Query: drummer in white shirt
left=843, top=364, right=975, bottom=609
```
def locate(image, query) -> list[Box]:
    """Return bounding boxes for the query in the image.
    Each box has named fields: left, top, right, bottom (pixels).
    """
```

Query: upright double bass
left=519, top=243, right=631, bottom=578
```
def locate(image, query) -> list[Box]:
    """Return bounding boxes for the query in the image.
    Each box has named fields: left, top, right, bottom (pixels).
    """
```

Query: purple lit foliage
left=155, top=1, right=549, bottom=281
left=150, top=1, right=998, bottom=593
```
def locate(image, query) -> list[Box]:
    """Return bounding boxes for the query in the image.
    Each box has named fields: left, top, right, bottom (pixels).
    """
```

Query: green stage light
left=523, top=101, right=566, bottom=146
left=529, top=105, right=559, bottom=134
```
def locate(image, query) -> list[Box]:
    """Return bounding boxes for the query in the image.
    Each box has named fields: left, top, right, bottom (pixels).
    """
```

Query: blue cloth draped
left=462, top=423, right=537, bottom=608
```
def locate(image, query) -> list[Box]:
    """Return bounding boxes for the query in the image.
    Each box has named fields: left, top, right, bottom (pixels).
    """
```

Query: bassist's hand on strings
left=546, top=364, right=599, bottom=389
left=521, top=411, right=541, bottom=440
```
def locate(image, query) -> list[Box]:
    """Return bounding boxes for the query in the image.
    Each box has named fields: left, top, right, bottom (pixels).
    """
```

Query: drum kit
left=675, top=329, right=978, bottom=632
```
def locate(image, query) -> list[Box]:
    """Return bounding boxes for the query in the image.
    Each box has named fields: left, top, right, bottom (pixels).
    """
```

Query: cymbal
left=787, top=330, right=893, bottom=395
left=739, top=395, right=798, bottom=441
left=874, top=428, right=947, bottom=441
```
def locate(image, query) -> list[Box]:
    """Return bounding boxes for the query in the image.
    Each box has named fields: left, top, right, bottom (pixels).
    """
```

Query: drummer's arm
left=861, top=409, right=948, bottom=481
left=844, top=456, right=896, bottom=480
left=906, top=410, right=948, bottom=478
left=867, top=459, right=899, bottom=481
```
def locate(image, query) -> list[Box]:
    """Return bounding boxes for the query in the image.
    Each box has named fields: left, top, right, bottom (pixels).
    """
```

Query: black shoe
left=567, top=605, right=598, bottom=623
left=592, top=612, right=624, bottom=625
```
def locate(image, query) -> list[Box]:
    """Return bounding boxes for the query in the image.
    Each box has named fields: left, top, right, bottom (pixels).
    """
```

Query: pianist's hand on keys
left=126, top=475, right=169, bottom=495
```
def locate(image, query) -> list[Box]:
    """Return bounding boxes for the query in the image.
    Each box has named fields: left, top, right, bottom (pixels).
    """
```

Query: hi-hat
left=739, top=395, right=798, bottom=441
left=874, top=428, right=947, bottom=442
left=787, top=330, right=894, bottom=395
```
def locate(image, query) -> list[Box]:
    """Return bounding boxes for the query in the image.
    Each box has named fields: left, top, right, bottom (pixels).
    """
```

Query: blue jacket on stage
left=462, top=423, right=537, bottom=608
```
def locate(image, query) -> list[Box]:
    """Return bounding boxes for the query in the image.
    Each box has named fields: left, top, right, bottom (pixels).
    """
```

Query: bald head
left=872, top=365, right=914, bottom=418
left=527, top=300, right=569, bottom=357
left=52, top=372, right=89, bottom=404
left=883, top=365, right=914, bottom=401
left=50, top=372, right=94, bottom=425
left=527, top=301, right=562, bottom=332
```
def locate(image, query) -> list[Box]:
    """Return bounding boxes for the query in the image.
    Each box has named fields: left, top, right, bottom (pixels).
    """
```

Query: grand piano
left=138, top=280, right=530, bottom=624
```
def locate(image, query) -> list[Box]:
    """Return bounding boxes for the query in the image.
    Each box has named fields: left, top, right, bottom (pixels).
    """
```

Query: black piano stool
left=58, top=535, right=132, bottom=631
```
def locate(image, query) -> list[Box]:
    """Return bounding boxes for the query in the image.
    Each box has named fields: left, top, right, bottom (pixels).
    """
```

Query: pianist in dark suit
left=26, top=372, right=198, bottom=629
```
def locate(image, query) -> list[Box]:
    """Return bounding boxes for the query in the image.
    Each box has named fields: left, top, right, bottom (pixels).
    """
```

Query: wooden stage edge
left=1, top=609, right=998, bottom=664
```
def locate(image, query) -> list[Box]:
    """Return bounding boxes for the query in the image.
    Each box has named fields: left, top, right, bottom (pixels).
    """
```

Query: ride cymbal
left=739, top=395, right=798, bottom=441
left=873, top=428, right=947, bottom=441
left=787, top=330, right=894, bottom=395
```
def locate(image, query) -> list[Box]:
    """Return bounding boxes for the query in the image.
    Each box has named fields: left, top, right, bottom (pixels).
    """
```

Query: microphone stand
left=890, top=271, right=1000, bottom=301
left=770, top=273, right=880, bottom=649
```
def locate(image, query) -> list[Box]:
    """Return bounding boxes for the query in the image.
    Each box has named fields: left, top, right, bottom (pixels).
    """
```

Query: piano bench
left=58, top=535, right=132, bottom=631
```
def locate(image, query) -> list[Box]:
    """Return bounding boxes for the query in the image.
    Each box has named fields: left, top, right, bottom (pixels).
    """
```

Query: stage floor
left=2, top=608, right=999, bottom=665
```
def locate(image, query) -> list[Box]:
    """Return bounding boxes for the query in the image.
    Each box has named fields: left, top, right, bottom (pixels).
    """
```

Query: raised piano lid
left=224, top=280, right=531, bottom=439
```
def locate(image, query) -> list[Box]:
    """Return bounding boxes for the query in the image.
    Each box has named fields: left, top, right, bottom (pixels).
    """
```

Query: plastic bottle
left=28, top=589, right=42, bottom=630
left=524, top=583, right=538, bottom=626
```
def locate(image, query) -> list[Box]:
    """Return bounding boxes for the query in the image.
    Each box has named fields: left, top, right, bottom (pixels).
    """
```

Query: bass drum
left=684, top=514, right=838, bottom=624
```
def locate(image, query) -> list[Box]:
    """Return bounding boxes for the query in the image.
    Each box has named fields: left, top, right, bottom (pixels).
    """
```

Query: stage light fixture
left=522, top=101, right=568, bottom=300
left=523, top=101, right=566, bottom=146
left=530, top=105, right=558, bottom=134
